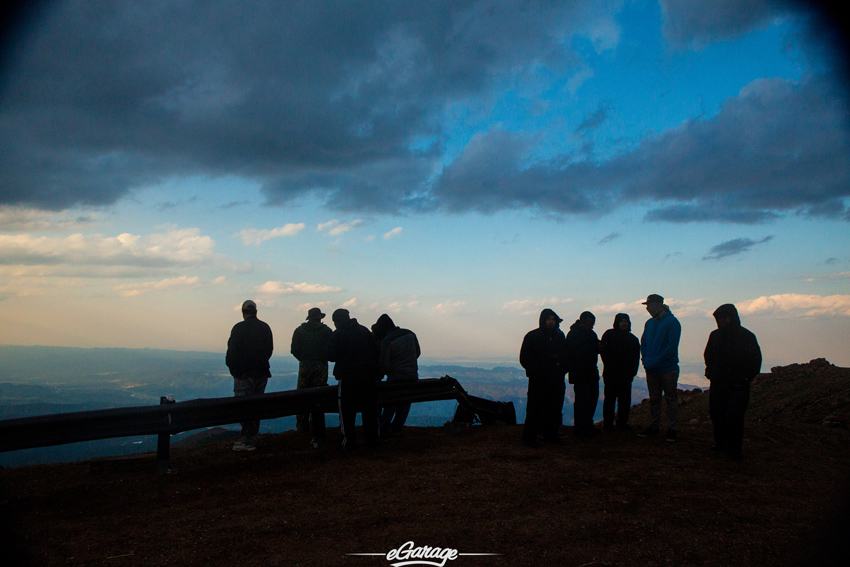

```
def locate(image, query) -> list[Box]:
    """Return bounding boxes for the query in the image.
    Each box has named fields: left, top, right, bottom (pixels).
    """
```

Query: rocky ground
left=1, top=359, right=849, bottom=567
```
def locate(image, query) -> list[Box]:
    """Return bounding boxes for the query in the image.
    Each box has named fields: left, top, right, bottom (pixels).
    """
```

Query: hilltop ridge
left=1, top=359, right=849, bottom=566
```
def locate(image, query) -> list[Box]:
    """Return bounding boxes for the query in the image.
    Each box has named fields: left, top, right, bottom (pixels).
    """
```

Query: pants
left=573, top=381, right=600, bottom=434
left=338, top=376, right=379, bottom=449
left=523, top=376, right=565, bottom=442
left=233, top=376, right=268, bottom=445
left=646, top=369, right=679, bottom=431
left=603, top=377, right=633, bottom=427
left=710, top=384, right=750, bottom=454
left=379, top=376, right=418, bottom=437
left=296, top=360, right=329, bottom=440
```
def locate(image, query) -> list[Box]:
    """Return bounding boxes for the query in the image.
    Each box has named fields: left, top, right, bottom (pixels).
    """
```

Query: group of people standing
left=225, top=302, right=420, bottom=452
left=520, top=293, right=762, bottom=460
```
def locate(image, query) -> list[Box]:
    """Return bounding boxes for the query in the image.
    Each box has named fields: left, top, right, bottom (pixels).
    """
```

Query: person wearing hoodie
left=565, top=311, right=601, bottom=437
left=600, top=313, right=641, bottom=431
left=638, top=294, right=682, bottom=442
left=325, top=309, right=381, bottom=450
left=290, top=307, right=334, bottom=448
left=519, top=308, right=567, bottom=447
left=704, top=304, right=762, bottom=461
left=371, top=313, right=421, bottom=438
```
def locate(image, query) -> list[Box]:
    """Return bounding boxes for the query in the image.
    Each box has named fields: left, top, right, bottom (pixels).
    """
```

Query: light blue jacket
left=640, top=309, right=681, bottom=374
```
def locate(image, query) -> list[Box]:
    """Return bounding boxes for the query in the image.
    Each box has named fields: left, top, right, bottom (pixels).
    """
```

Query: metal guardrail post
left=157, top=396, right=175, bottom=474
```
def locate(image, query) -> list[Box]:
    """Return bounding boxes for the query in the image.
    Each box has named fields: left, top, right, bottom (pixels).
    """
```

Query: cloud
left=0, top=206, right=98, bottom=232
left=383, top=227, right=403, bottom=240
left=737, top=293, right=850, bottom=316
left=434, top=75, right=850, bottom=222
left=342, top=298, right=359, bottom=308
left=0, top=228, right=216, bottom=269
left=256, top=281, right=342, bottom=295
left=659, top=0, right=784, bottom=47
left=598, top=232, right=621, bottom=244
left=577, top=107, right=607, bottom=132
left=703, top=236, right=774, bottom=260
left=317, top=219, right=363, bottom=236
left=234, top=223, right=306, bottom=245
left=432, top=301, right=467, bottom=315
left=502, top=297, right=575, bottom=315
left=295, top=301, right=331, bottom=314
left=0, top=0, right=626, bottom=212
left=114, top=275, right=201, bottom=297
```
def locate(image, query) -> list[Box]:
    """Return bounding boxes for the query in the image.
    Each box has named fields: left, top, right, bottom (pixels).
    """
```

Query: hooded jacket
left=373, top=314, right=421, bottom=381
left=290, top=319, right=333, bottom=362
left=519, top=309, right=567, bottom=381
left=600, top=313, right=641, bottom=381
left=704, top=304, right=762, bottom=389
left=640, top=305, right=681, bottom=374
left=565, top=319, right=600, bottom=384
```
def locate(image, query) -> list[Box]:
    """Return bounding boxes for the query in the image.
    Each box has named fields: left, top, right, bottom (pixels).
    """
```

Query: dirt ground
left=1, top=360, right=849, bottom=567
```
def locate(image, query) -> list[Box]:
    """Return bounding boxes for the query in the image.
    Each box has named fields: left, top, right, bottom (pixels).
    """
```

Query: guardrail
left=0, top=376, right=516, bottom=472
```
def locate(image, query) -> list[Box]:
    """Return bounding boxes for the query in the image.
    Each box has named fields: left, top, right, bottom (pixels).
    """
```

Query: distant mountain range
left=0, top=345, right=657, bottom=467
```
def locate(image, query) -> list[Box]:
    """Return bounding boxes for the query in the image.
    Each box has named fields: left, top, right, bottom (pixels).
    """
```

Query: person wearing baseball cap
left=290, top=307, right=333, bottom=449
left=225, top=300, right=274, bottom=451
left=637, top=294, right=682, bottom=442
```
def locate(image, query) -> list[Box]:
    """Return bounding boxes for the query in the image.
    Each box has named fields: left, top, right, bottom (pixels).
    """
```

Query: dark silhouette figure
left=566, top=311, right=601, bottom=437
left=519, top=309, right=567, bottom=447
left=225, top=300, right=274, bottom=451
left=600, top=313, right=641, bottom=430
left=325, top=309, right=380, bottom=449
left=372, top=314, right=421, bottom=438
left=704, top=303, right=762, bottom=461
left=638, top=293, right=682, bottom=442
left=290, top=307, right=333, bottom=449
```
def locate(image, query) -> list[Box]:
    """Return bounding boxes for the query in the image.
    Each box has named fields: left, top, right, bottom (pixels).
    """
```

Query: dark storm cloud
left=0, top=0, right=618, bottom=211
left=703, top=236, right=774, bottom=260
left=434, top=74, right=850, bottom=221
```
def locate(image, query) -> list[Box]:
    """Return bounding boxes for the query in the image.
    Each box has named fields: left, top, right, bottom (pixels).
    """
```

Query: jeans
left=233, top=375, right=268, bottom=445
left=296, top=360, right=329, bottom=439
left=646, top=369, right=679, bottom=431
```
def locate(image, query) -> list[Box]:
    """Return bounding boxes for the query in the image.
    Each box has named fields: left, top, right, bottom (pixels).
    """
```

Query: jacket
left=565, top=321, right=600, bottom=384
left=640, top=307, right=681, bottom=374
left=519, top=309, right=567, bottom=382
left=704, top=304, right=762, bottom=389
left=290, top=320, right=333, bottom=362
left=226, top=316, right=274, bottom=379
left=380, top=327, right=420, bottom=381
left=600, top=314, right=641, bottom=382
left=325, top=318, right=380, bottom=381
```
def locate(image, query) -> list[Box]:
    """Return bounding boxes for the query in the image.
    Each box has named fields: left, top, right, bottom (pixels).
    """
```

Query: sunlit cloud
left=294, top=301, right=331, bottom=315
left=342, top=298, right=358, bottom=308
left=0, top=228, right=216, bottom=268
left=502, top=297, right=574, bottom=315
left=432, top=301, right=466, bottom=315
left=317, top=219, right=363, bottom=236
left=114, top=275, right=201, bottom=297
left=0, top=206, right=98, bottom=232
left=383, top=227, right=403, bottom=240
left=387, top=302, right=402, bottom=313
left=737, top=294, right=850, bottom=317
left=256, top=281, right=342, bottom=295
left=233, top=223, right=305, bottom=245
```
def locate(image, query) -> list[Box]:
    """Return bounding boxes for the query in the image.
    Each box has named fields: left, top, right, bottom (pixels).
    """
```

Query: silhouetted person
left=566, top=311, right=601, bottom=437
left=638, top=294, right=682, bottom=442
left=325, top=309, right=380, bottom=449
left=372, top=314, right=421, bottom=438
left=290, top=307, right=333, bottom=449
left=225, top=300, right=273, bottom=452
left=519, top=309, right=567, bottom=447
left=600, top=313, right=641, bottom=431
left=704, top=304, right=762, bottom=461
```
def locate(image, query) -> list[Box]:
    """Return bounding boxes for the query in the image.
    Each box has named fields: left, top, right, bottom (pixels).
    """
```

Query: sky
left=0, top=0, right=848, bottom=383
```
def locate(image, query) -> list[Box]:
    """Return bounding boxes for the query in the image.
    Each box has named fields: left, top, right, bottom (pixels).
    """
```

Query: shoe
left=310, top=438, right=327, bottom=450
left=232, top=441, right=256, bottom=452
left=710, top=444, right=726, bottom=452
left=666, top=429, right=677, bottom=442
left=544, top=436, right=566, bottom=446
left=603, top=423, right=615, bottom=432
left=523, top=438, right=540, bottom=448
left=617, top=423, right=633, bottom=431
left=637, top=426, right=659, bottom=437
